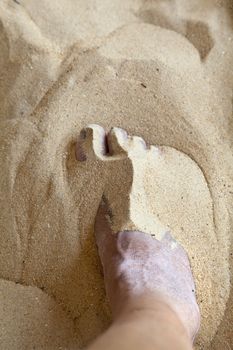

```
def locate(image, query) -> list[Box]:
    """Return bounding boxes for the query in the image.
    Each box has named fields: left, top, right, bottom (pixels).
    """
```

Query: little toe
left=107, top=127, right=129, bottom=155
left=76, top=124, right=107, bottom=161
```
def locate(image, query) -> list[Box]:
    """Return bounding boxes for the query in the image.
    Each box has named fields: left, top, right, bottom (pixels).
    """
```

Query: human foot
left=95, top=208, right=200, bottom=342
left=76, top=124, right=167, bottom=237
left=76, top=125, right=200, bottom=341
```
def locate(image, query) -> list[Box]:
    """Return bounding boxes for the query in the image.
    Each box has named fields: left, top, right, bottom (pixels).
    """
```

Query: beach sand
left=0, top=0, right=232, bottom=349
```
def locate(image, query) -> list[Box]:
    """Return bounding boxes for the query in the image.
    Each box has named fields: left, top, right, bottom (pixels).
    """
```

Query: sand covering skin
left=0, top=0, right=233, bottom=349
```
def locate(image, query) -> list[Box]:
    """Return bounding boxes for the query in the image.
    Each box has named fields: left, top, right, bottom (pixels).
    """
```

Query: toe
left=130, top=136, right=147, bottom=152
left=107, top=127, right=129, bottom=155
left=148, top=145, right=161, bottom=158
left=76, top=124, right=107, bottom=161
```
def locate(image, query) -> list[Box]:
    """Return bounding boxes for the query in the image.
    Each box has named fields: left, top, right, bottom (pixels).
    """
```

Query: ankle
left=112, top=295, right=192, bottom=349
left=115, top=294, right=191, bottom=338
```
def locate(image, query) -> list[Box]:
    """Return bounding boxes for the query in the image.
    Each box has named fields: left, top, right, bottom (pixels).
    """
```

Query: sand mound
left=0, top=0, right=232, bottom=349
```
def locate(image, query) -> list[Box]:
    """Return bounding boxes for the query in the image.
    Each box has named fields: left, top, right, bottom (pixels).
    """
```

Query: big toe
left=76, top=124, right=107, bottom=161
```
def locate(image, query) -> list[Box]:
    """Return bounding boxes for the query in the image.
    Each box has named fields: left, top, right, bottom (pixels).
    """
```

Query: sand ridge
left=0, top=0, right=233, bottom=349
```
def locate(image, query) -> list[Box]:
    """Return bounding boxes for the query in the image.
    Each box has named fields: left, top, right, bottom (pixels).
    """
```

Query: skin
left=76, top=125, right=200, bottom=350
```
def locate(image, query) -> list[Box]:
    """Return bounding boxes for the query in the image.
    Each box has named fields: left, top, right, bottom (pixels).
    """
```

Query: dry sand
left=0, top=0, right=233, bottom=349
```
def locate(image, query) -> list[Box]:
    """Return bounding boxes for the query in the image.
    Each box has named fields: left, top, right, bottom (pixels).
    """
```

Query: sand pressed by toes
left=0, top=0, right=233, bottom=349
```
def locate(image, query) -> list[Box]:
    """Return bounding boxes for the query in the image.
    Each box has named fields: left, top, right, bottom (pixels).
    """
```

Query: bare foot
left=76, top=125, right=200, bottom=342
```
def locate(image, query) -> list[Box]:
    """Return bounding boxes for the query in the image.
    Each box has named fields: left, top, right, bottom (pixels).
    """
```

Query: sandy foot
left=76, top=124, right=200, bottom=340
left=0, top=1, right=232, bottom=348
left=76, top=124, right=174, bottom=236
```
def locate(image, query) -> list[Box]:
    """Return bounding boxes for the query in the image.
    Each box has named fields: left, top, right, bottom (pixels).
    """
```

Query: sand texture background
left=0, top=0, right=233, bottom=349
